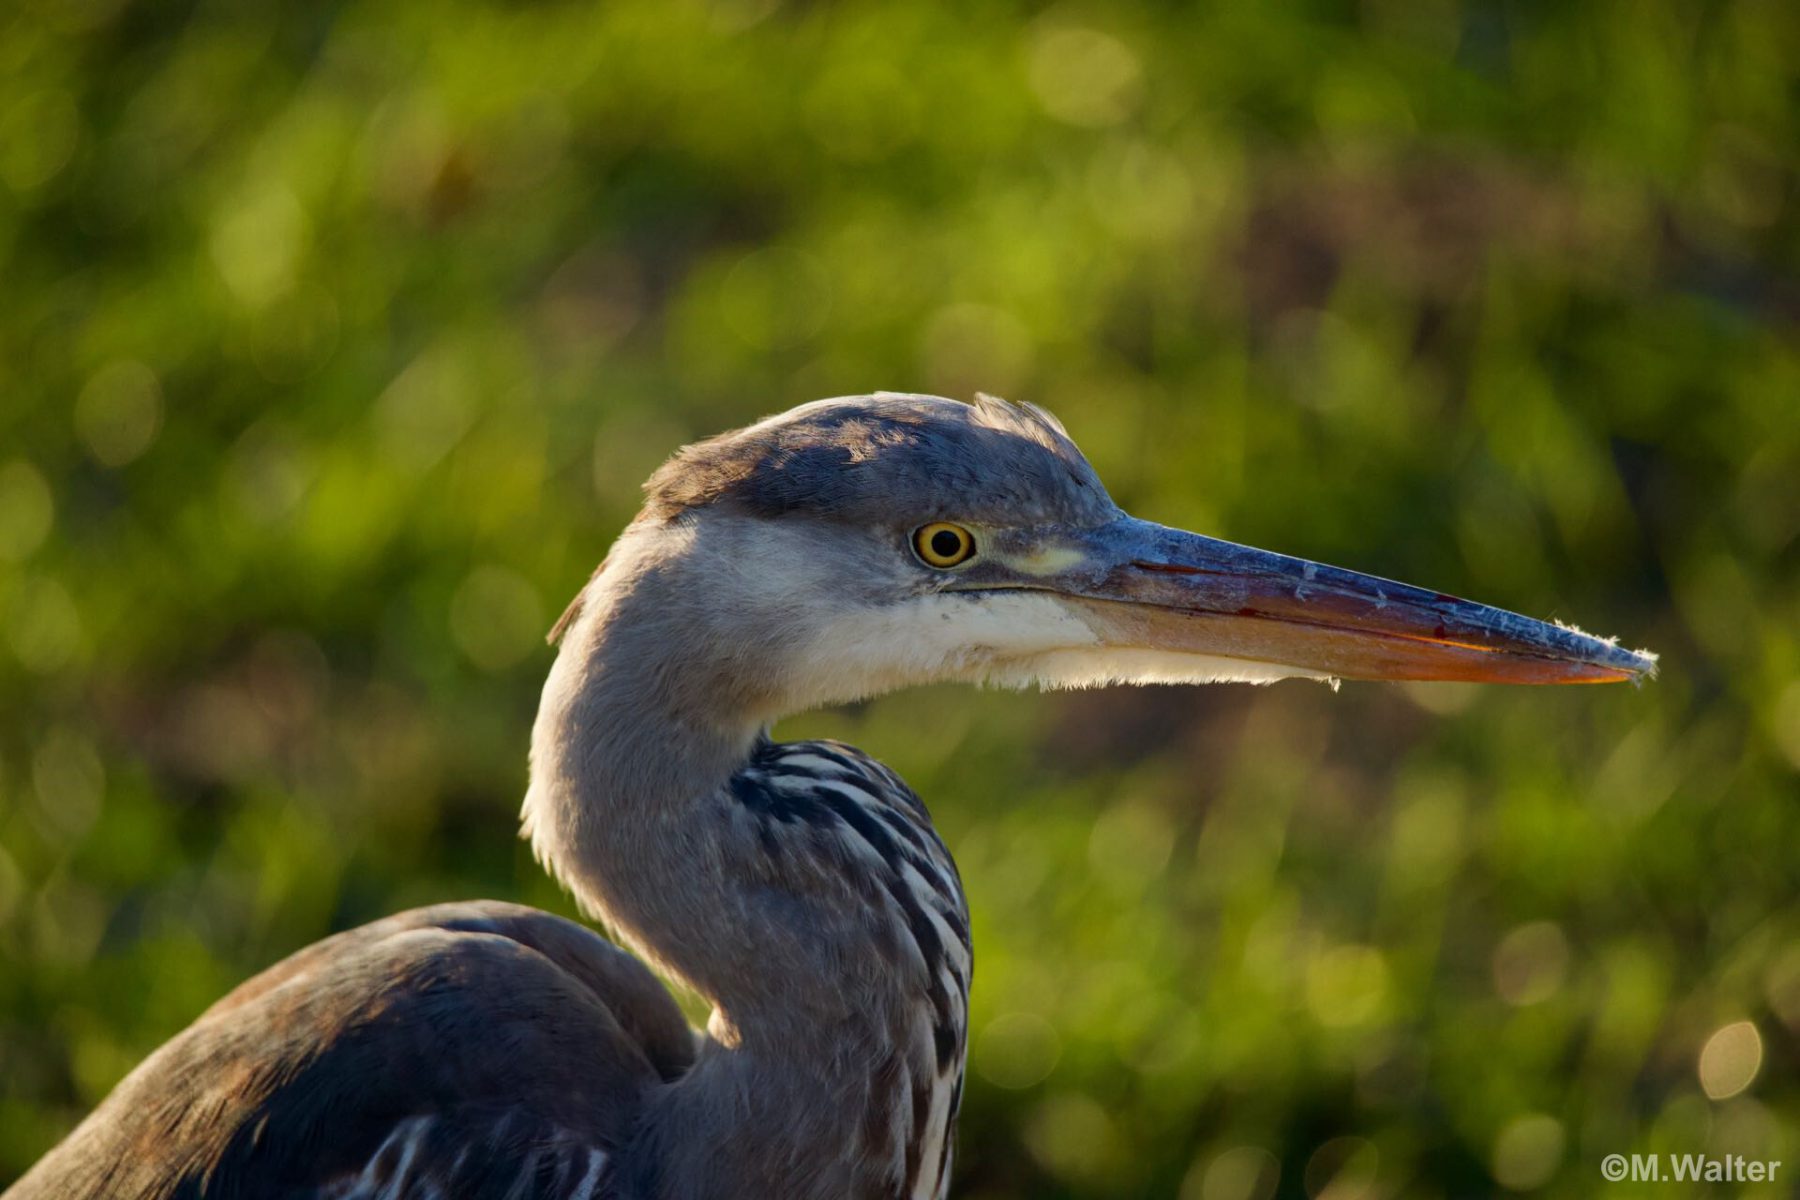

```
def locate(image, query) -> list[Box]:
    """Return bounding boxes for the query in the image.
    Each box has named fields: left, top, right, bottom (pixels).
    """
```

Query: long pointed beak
left=1031, top=518, right=1656, bottom=685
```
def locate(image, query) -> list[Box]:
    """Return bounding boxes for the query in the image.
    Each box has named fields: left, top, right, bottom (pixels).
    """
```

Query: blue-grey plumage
left=6, top=393, right=1652, bottom=1200
left=7, top=902, right=692, bottom=1199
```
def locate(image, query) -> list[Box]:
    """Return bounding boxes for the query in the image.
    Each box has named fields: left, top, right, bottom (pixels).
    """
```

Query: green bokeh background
left=2, top=1, right=1796, bottom=1195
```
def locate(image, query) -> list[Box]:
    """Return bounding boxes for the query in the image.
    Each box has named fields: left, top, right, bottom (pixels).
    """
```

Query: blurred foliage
left=1, top=0, right=1797, bottom=1195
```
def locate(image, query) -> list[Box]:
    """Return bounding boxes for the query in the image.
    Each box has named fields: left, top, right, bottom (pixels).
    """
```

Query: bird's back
left=5, top=902, right=695, bottom=1200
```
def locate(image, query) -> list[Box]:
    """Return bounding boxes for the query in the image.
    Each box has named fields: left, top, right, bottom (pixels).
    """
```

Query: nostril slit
left=1131, top=560, right=1206, bottom=575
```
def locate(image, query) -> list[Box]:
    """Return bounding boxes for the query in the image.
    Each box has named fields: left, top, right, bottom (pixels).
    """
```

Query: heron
left=7, top=392, right=1654, bottom=1199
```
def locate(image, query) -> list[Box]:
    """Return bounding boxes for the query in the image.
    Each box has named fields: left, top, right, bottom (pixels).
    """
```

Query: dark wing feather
left=5, top=902, right=695, bottom=1200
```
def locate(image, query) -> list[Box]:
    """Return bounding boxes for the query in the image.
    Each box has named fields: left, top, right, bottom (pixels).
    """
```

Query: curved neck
left=523, top=527, right=968, bottom=1199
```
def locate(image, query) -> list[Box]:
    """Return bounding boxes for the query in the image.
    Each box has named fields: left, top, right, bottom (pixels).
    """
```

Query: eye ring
left=913, top=522, right=977, bottom=568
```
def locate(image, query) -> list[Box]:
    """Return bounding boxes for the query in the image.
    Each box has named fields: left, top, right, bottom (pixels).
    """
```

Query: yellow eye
left=913, top=522, right=977, bottom=568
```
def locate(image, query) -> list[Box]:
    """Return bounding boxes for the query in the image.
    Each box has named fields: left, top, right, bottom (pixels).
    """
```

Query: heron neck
left=524, top=539, right=962, bottom=1198
left=523, top=555, right=769, bottom=1007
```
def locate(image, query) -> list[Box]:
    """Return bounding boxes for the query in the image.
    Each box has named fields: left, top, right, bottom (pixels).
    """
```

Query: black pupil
left=930, top=529, right=963, bottom=560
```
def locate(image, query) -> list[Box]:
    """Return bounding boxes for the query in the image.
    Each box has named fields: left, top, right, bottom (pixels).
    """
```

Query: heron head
left=566, top=393, right=1654, bottom=721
